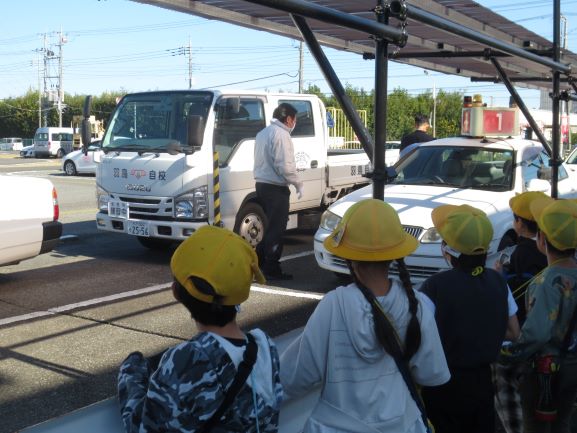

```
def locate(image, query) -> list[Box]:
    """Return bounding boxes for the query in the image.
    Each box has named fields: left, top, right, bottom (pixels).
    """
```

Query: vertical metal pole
left=551, top=0, right=561, bottom=198
left=372, top=0, right=388, bottom=200
left=213, top=151, right=222, bottom=227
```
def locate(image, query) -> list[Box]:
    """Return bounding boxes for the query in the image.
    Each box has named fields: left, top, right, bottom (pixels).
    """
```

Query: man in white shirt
left=253, top=103, right=303, bottom=280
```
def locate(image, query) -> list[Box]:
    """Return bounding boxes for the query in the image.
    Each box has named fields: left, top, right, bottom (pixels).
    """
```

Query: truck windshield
left=392, top=145, right=515, bottom=191
left=102, top=91, right=213, bottom=153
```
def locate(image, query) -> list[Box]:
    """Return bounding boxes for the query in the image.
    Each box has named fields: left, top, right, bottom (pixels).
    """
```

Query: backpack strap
left=198, top=333, right=258, bottom=433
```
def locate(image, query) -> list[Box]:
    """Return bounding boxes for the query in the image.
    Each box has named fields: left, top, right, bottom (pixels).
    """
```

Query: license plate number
left=108, top=200, right=129, bottom=218
left=126, top=220, right=150, bottom=237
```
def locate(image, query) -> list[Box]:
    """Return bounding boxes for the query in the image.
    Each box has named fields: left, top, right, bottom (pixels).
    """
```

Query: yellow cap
left=432, top=204, right=493, bottom=255
left=324, top=199, right=418, bottom=261
left=170, top=226, right=265, bottom=305
left=530, top=197, right=577, bottom=251
left=509, top=191, right=549, bottom=221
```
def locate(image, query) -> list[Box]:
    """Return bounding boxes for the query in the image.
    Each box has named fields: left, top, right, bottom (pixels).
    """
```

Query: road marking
left=0, top=280, right=323, bottom=327
left=251, top=285, right=323, bottom=300
left=0, top=283, right=171, bottom=327
left=280, top=250, right=315, bottom=261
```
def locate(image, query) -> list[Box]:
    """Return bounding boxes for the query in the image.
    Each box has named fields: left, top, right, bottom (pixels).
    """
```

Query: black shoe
left=262, top=269, right=293, bottom=281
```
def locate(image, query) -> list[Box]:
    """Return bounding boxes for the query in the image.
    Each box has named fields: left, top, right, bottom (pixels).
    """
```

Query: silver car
left=61, top=141, right=101, bottom=176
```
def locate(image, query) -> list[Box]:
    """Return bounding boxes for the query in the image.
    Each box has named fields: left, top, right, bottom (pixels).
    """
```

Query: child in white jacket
left=280, top=199, right=450, bottom=433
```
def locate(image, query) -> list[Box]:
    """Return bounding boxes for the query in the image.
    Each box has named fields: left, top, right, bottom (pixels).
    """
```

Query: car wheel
left=234, top=202, right=267, bottom=248
left=56, top=148, right=65, bottom=158
left=64, top=160, right=77, bottom=176
left=136, top=237, right=175, bottom=250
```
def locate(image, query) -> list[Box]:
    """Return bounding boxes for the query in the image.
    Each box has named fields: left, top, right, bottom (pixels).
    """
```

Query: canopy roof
left=134, top=0, right=576, bottom=92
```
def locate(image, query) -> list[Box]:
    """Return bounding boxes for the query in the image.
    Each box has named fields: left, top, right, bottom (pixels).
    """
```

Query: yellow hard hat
left=324, top=199, right=418, bottom=261
left=530, top=197, right=577, bottom=251
left=432, top=204, right=493, bottom=255
left=509, top=191, right=549, bottom=221
left=170, top=225, right=265, bottom=305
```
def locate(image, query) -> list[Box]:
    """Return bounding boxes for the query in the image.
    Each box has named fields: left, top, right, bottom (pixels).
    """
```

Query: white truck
left=0, top=176, right=62, bottom=266
left=90, top=90, right=373, bottom=248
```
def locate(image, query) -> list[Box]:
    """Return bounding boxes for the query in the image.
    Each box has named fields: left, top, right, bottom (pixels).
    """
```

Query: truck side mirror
left=187, top=115, right=204, bottom=150
left=81, top=96, right=93, bottom=155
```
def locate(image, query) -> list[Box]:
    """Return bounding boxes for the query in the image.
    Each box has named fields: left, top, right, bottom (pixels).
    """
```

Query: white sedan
left=61, top=141, right=101, bottom=176
left=566, top=146, right=577, bottom=173
left=314, top=136, right=577, bottom=282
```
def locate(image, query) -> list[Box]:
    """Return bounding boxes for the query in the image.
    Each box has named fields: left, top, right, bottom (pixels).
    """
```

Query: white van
left=33, top=127, right=74, bottom=158
left=0, top=137, right=23, bottom=151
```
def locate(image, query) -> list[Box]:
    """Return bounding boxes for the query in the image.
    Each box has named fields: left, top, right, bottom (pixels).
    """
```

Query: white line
left=0, top=283, right=170, bottom=327
left=251, top=285, right=324, bottom=300
left=0, top=281, right=323, bottom=327
left=279, top=250, right=315, bottom=262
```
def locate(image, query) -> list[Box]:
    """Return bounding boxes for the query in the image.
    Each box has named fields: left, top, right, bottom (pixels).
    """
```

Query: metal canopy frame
left=133, top=0, right=577, bottom=198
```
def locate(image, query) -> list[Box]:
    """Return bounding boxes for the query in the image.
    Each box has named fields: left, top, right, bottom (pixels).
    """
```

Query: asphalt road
left=0, top=153, right=341, bottom=433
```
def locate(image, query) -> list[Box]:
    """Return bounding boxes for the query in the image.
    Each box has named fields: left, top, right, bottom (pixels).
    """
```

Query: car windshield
left=102, top=91, right=213, bottom=153
left=392, top=145, right=514, bottom=191
left=567, top=149, right=577, bottom=165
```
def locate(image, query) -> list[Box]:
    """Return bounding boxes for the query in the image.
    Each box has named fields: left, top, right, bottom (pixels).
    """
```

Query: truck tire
left=137, top=236, right=174, bottom=250
left=234, top=202, right=267, bottom=248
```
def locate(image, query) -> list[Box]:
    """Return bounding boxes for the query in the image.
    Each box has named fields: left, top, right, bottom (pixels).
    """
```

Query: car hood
left=328, top=184, right=503, bottom=229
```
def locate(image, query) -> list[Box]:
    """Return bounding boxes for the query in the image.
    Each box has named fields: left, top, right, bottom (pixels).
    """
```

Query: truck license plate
left=126, top=221, right=150, bottom=237
left=108, top=200, right=129, bottom=218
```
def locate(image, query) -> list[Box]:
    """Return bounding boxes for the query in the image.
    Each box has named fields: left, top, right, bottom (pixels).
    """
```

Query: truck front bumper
left=95, top=212, right=208, bottom=241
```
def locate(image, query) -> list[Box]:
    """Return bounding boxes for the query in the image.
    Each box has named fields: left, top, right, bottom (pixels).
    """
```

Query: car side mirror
left=81, top=96, right=93, bottom=155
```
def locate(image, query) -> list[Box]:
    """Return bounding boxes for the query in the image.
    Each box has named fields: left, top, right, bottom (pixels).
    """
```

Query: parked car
left=0, top=137, right=23, bottom=151
left=314, top=136, right=577, bottom=282
left=20, top=145, right=35, bottom=158
left=565, top=146, right=577, bottom=172
left=61, top=140, right=101, bottom=176
left=0, top=176, right=62, bottom=266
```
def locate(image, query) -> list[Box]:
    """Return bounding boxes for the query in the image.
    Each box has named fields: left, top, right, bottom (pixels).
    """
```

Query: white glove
left=296, top=183, right=304, bottom=200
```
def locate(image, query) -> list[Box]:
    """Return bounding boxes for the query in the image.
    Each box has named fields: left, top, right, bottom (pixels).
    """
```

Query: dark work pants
left=255, top=182, right=290, bottom=272
left=423, top=365, right=495, bottom=433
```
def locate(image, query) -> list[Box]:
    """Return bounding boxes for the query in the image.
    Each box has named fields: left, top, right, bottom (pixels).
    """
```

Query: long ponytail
left=396, top=258, right=421, bottom=360
left=348, top=260, right=422, bottom=360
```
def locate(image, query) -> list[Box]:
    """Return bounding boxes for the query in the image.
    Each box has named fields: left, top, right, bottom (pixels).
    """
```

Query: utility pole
left=298, top=41, right=304, bottom=93
left=57, top=28, right=67, bottom=127
left=188, top=37, right=193, bottom=89
left=169, top=43, right=193, bottom=88
left=42, top=33, right=49, bottom=127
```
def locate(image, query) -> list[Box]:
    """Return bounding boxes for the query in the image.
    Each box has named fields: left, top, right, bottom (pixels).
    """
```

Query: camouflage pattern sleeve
left=117, top=351, right=152, bottom=433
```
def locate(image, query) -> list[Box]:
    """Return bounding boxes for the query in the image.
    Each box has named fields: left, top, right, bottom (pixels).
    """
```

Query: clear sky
left=0, top=0, right=576, bottom=110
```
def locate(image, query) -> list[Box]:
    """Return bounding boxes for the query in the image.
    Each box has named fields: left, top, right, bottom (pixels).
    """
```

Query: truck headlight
left=175, top=186, right=208, bottom=219
left=96, top=186, right=110, bottom=212
left=420, top=227, right=442, bottom=243
left=320, top=210, right=341, bottom=231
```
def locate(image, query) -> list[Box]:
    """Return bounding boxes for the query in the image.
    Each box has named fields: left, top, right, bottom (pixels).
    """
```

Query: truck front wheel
left=137, top=236, right=175, bottom=250
left=234, top=202, right=267, bottom=248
